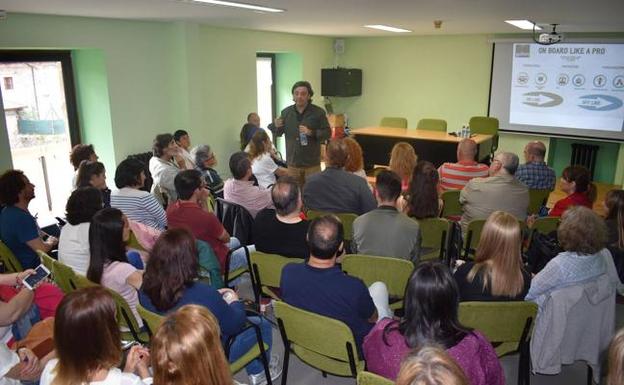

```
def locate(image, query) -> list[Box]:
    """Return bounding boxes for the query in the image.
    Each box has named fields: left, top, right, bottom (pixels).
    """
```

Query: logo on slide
left=557, top=74, right=569, bottom=86
left=614, top=76, right=624, bottom=89
left=535, top=73, right=547, bottom=86
left=522, top=92, right=563, bottom=107
left=593, top=75, right=607, bottom=88
left=578, top=95, right=623, bottom=111
left=572, top=74, right=585, bottom=87
left=517, top=72, right=529, bottom=85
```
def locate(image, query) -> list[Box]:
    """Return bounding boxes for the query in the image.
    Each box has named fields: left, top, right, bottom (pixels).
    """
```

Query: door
left=0, top=51, right=80, bottom=225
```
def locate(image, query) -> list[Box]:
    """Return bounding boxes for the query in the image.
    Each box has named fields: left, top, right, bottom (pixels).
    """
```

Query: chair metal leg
left=587, top=365, right=593, bottom=385
left=321, top=371, right=327, bottom=378
left=252, top=322, right=272, bottom=385
left=277, top=318, right=289, bottom=385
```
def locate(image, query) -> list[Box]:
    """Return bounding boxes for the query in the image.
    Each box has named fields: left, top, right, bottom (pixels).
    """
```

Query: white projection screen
left=489, top=42, right=624, bottom=142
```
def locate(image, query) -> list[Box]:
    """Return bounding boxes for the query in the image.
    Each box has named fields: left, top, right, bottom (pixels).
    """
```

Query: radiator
left=570, top=143, right=599, bottom=177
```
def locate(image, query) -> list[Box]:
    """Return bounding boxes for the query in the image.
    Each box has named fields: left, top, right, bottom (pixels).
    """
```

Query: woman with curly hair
left=389, top=142, right=417, bottom=191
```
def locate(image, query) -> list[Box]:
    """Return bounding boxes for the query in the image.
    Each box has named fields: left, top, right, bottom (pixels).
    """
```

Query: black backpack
left=524, top=231, right=562, bottom=274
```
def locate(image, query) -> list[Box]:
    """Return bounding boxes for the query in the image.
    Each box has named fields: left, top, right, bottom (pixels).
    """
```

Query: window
left=3, top=76, right=13, bottom=90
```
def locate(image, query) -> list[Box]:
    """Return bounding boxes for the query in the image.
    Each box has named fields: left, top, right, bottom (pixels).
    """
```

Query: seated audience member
left=40, top=287, right=151, bottom=385
left=254, top=177, right=310, bottom=259
left=406, top=160, right=443, bottom=219
left=281, top=215, right=392, bottom=353
left=460, top=152, right=529, bottom=233
left=151, top=305, right=233, bottom=385
left=303, top=139, right=376, bottom=215
left=173, top=129, right=196, bottom=169
left=149, top=133, right=189, bottom=204
left=454, top=211, right=530, bottom=301
left=548, top=165, right=595, bottom=217
left=111, top=158, right=167, bottom=230
left=240, top=112, right=262, bottom=150
left=389, top=142, right=417, bottom=192
left=607, top=327, right=624, bottom=385
left=0, top=170, right=58, bottom=269
left=223, top=152, right=274, bottom=218
left=69, top=144, right=98, bottom=186
left=515, top=141, right=556, bottom=190
left=76, top=160, right=111, bottom=208
left=353, top=170, right=421, bottom=263
left=249, top=130, right=288, bottom=189
left=605, top=189, right=624, bottom=248
left=167, top=170, right=250, bottom=274
left=343, top=137, right=368, bottom=181
left=139, top=228, right=279, bottom=384
left=396, top=346, right=469, bottom=385
left=194, top=144, right=224, bottom=198
left=438, top=138, right=489, bottom=191
left=87, top=208, right=143, bottom=327
left=0, top=270, right=37, bottom=344
left=526, top=206, right=622, bottom=301
left=58, top=187, right=103, bottom=275
left=363, top=262, right=504, bottom=384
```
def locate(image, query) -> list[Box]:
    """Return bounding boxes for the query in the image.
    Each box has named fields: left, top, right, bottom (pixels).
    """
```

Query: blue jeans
left=227, top=238, right=255, bottom=286
left=12, top=304, right=41, bottom=341
left=228, top=316, right=273, bottom=375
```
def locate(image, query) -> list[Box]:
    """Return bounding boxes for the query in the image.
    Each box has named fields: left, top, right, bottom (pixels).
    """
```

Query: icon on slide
left=578, top=95, right=623, bottom=111
left=522, top=92, right=563, bottom=107
left=517, top=72, right=529, bottom=85
left=557, top=74, right=569, bottom=86
left=593, top=75, right=607, bottom=88
left=572, top=74, right=585, bottom=87
left=614, top=76, right=624, bottom=89
left=535, top=73, right=547, bottom=85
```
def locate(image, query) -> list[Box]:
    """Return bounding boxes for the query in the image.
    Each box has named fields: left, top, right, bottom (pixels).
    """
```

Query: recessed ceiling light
left=364, top=24, right=412, bottom=33
left=505, top=20, right=541, bottom=30
left=192, top=0, right=284, bottom=13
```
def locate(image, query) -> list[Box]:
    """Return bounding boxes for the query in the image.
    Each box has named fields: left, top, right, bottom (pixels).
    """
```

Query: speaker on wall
left=321, top=68, right=362, bottom=97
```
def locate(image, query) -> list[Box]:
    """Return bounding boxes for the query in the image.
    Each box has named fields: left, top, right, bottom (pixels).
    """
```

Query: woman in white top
left=248, top=130, right=288, bottom=189
left=87, top=208, right=143, bottom=327
left=58, top=187, right=103, bottom=275
left=148, top=133, right=190, bottom=204
left=40, top=286, right=151, bottom=385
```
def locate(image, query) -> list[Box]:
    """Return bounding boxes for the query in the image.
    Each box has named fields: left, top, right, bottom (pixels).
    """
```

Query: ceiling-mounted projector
left=534, top=24, right=563, bottom=45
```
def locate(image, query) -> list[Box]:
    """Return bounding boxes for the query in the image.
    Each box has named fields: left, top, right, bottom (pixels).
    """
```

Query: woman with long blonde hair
left=389, top=142, right=417, bottom=191
left=151, top=305, right=233, bottom=385
left=396, top=345, right=469, bottom=385
left=453, top=211, right=530, bottom=301
left=607, top=327, right=624, bottom=385
left=248, top=130, right=288, bottom=189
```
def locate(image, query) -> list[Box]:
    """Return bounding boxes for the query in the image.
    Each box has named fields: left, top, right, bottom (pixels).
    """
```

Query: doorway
left=0, top=51, right=80, bottom=225
left=256, top=53, right=277, bottom=144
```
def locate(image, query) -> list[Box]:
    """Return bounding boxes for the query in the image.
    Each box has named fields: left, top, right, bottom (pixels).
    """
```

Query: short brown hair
left=396, top=345, right=468, bottom=385
left=52, top=287, right=121, bottom=385
left=325, top=139, right=349, bottom=168
left=343, top=137, right=364, bottom=172
left=558, top=206, right=606, bottom=254
left=152, top=305, right=232, bottom=385
left=69, top=144, right=95, bottom=170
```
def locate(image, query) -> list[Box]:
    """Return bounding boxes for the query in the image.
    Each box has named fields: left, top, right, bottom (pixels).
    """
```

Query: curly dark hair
left=69, top=144, right=96, bottom=170
left=0, top=170, right=27, bottom=205
left=65, top=187, right=103, bottom=225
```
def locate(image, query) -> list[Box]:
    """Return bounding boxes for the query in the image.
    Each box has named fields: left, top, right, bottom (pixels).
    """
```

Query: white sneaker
left=248, top=354, right=282, bottom=385
left=234, top=381, right=249, bottom=385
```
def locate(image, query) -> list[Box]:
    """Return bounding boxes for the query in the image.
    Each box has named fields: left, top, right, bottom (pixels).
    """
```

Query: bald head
left=524, top=141, right=547, bottom=162
left=457, top=139, right=478, bottom=161
left=491, top=152, right=520, bottom=176
left=271, top=177, right=301, bottom=216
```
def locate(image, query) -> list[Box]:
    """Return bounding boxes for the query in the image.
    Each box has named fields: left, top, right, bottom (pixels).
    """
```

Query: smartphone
left=22, top=264, right=51, bottom=290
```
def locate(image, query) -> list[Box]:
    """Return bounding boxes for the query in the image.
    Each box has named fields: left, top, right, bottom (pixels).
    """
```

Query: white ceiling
left=0, top=0, right=623, bottom=36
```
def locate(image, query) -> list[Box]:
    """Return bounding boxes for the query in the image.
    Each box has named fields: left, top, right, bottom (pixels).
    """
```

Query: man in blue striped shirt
left=516, top=141, right=556, bottom=190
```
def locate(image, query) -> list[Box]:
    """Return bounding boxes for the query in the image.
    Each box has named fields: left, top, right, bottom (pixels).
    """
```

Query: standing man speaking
left=269, top=81, right=330, bottom=186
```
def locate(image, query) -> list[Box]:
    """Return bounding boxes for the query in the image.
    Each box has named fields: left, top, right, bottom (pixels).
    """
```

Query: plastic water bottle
left=467, top=124, right=471, bottom=137
left=299, top=131, right=308, bottom=146
left=461, top=125, right=467, bottom=138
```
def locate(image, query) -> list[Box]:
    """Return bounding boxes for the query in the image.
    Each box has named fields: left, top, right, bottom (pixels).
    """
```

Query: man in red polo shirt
left=166, top=169, right=250, bottom=274
left=438, top=138, right=489, bottom=191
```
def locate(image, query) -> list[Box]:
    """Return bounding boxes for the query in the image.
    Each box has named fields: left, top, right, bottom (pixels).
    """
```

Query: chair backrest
left=441, top=190, right=462, bottom=218
left=357, top=371, right=394, bottom=385
left=215, top=198, right=255, bottom=245
left=0, top=240, right=23, bottom=273
left=528, top=189, right=552, bottom=215
left=249, top=251, right=304, bottom=300
left=379, top=117, right=407, bottom=128
left=459, top=301, right=538, bottom=356
left=417, top=218, right=452, bottom=261
left=52, top=259, right=79, bottom=293
left=468, top=116, right=499, bottom=135
left=274, top=301, right=364, bottom=376
left=341, top=254, right=413, bottom=299
left=307, top=210, right=358, bottom=241
left=416, top=118, right=447, bottom=132
left=137, top=303, right=164, bottom=337
left=532, top=216, right=560, bottom=236
left=127, top=230, right=146, bottom=252
left=463, top=219, right=487, bottom=257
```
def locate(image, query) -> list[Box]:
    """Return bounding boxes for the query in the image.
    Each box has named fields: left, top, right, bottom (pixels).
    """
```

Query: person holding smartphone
left=268, top=81, right=330, bottom=186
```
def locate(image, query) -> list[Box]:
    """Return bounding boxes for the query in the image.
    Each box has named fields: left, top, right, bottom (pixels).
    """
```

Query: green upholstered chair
left=224, top=246, right=251, bottom=288
left=274, top=300, right=365, bottom=381
left=469, top=116, right=499, bottom=156
left=136, top=303, right=163, bottom=338
left=37, top=251, right=55, bottom=276
left=441, top=190, right=462, bottom=219
left=459, top=301, right=538, bottom=385
left=127, top=230, right=146, bottom=252
left=341, top=254, right=413, bottom=310
left=249, top=251, right=304, bottom=303
left=417, top=218, right=452, bottom=262
left=416, top=118, right=447, bottom=132
left=463, top=219, right=486, bottom=259
left=357, top=371, right=394, bottom=385
left=306, top=210, right=358, bottom=242
left=379, top=117, right=408, bottom=128
left=526, top=216, right=560, bottom=251
left=527, top=189, right=552, bottom=215
left=52, top=259, right=78, bottom=293
left=0, top=240, right=23, bottom=273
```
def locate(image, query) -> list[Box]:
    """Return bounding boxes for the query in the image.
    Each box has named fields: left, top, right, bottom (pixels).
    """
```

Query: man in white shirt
left=173, top=130, right=196, bottom=169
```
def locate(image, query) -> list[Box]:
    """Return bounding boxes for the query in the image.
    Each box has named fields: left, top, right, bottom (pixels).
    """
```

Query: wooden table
left=351, top=127, right=494, bottom=169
